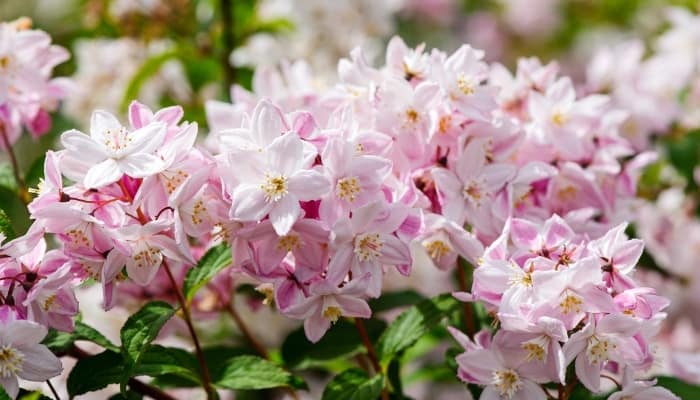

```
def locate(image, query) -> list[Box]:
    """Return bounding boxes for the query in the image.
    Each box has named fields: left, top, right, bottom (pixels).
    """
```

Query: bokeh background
left=3, top=0, right=700, bottom=398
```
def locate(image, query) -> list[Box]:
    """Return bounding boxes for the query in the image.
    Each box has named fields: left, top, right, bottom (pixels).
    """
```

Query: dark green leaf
left=215, top=355, right=306, bottom=390
left=153, top=346, right=254, bottom=388
left=67, top=351, right=124, bottom=397
left=43, top=321, right=118, bottom=353
left=656, top=376, right=700, bottom=400
left=0, top=387, right=10, bottom=400
left=321, top=368, right=383, bottom=400
left=24, top=155, right=46, bottom=189
left=120, top=301, right=176, bottom=392
left=183, top=244, right=232, bottom=302
left=282, top=319, right=386, bottom=369
left=368, top=290, right=425, bottom=314
left=376, top=294, right=460, bottom=362
left=0, top=186, right=29, bottom=236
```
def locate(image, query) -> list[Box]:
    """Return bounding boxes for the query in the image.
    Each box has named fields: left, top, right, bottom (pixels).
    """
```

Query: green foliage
left=119, top=301, right=176, bottom=392
left=656, top=376, right=700, bottom=400
left=368, top=290, right=426, bottom=314
left=120, top=50, right=181, bottom=112
left=68, top=351, right=125, bottom=397
left=281, top=319, right=386, bottom=369
left=321, top=368, right=384, bottom=400
left=183, top=243, right=232, bottom=303
left=376, top=294, right=460, bottom=363
left=0, top=208, right=16, bottom=241
left=43, top=321, right=119, bottom=353
left=215, top=355, right=307, bottom=390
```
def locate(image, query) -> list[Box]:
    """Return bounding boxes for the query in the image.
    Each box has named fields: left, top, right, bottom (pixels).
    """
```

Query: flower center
left=191, top=200, right=207, bottom=225
left=463, top=181, right=484, bottom=203
left=586, top=336, right=614, bottom=364
left=559, top=292, right=583, bottom=314
left=162, top=169, right=189, bottom=194
left=424, top=240, right=451, bottom=260
left=322, top=306, right=342, bottom=323
left=0, top=345, right=23, bottom=378
left=405, top=108, right=420, bottom=124
left=438, top=115, right=452, bottom=134
left=457, top=74, right=475, bottom=95
left=551, top=111, right=568, bottom=127
left=0, top=56, right=11, bottom=71
left=133, top=246, right=161, bottom=268
left=43, top=294, right=57, bottom=311
left=276, top=234, right=301, bottom=252
left=492, top=369, right=522, bottom=399
left=103, top=126, right=133, bottom=152
left=66, top=226, right=91, bottom=248
left=354, top=233, right=384, bottom=262
left=336, top=177, right=361, bottom=202
left=522, top=336, right=548, bottom=362
left=261, top=174, right=288, bottom=202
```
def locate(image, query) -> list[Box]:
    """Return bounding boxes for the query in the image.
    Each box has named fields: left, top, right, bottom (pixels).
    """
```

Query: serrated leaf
left=321, top=368, right=383, bottom=400
left=183, top=244, right=232, bottom=303
left=281, top=319, right=386, bottom=369
left=67, top=346, right=201, bottom=397
left=43, top=321, right=118, bottom=353
left=120, top=301, right=176, bottom=392
left=153, top=346, right=254, bottom=388
left=215, top=355, right=306, bottom=390
left=368, top=290, right=425, bottom=314
left=376, top=294, right=460, bottom=362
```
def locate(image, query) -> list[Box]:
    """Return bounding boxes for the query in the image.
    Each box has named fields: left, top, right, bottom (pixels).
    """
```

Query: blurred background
left=3, top=0, right=700, bottom=397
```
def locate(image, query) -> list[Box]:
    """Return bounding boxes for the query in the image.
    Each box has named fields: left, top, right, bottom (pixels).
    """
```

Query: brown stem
left=65, top=346, right=177, bottom=400
left=162, top=260, right=215, bottom=399
left=0, top=122, right=29, bottom=204
left=46, top=379, right=60, bottom=400
left=354, top=318, right=381, bottom=374
left=354, top=318, right=389, bottom=400
left=456, top=264, right=475, bottom=336
left=223, top=301, right=269, bottom=359
left=558, top=376, right=578, bottom=400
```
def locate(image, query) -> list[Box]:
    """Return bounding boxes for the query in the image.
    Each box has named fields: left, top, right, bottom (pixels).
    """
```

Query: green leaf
left=43, top=321, right=119, bottom=353
left=0, top=208, right=15, bottom=241
left=67, top=346, right=201, bottom=397
left=0, top=387, right=10, bottom=400
left=68, top=351, right=125, bottom=397
left=0, top=185, right=29, bottom=236
left=120, top=301, right=176, bottom=392
left=656, top=376, right=700, bottom=400
left=321, top=368, right=384, bottom=400
left=282, top=319, right=386, bottom=369
left=215, top=355, right=306, bottom=390
left=368, top=290, right=426, bottom=314
left=24, top=155, right=46, bottom=190
left=183, top=244, right=232, bottom=303
left=153, top=346, right=254, bottom=388
left=376, top=294, right=460, bottom=362
left=120, top=50, right=180, bottom=112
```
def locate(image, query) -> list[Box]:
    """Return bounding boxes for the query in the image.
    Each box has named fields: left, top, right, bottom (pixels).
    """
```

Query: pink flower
left=563, top=314, right=643, bottom=392
left=229, top=131, right=330, bottom=235
left=60, top=110, right=166, bottom=188
left=608, top=367, right=679, bottom=400
left=283, top=275, right=371, bottom=343
left=0, top=312, right=62, bottom=398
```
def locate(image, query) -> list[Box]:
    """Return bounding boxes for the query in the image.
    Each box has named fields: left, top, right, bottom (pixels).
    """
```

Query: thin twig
left=456, top=264, right=475, bottom=336
left=354, top=318, right=389, bottom=400
left=220, top=0, right=235, bottom=98
left=162, top=260, right=216, bottom=399
left=0, top=122, right=29, bottom=204
left=223, top=300, right=269, bottom=359
left=46, top=379, right=60, bottom=400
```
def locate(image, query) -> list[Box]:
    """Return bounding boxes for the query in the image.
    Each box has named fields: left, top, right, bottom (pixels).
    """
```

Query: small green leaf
left=368, top=290, right=426, bottom=314
left=120, top=301, right=176, bottom=392
left=0, top=387, right=10, bottom=400
left=67, top=351, right=124, bottom=396
left=215, top=355, right=306, bottom=390
left=321, top=368, right=384, bottom=400
left=0, top=208, right=15, bottom=241
left=282, top=319, right=386, bottom=369
left=43, top=321, right=118, bottom=353
left=183, top=244, right=232, bottom=302
left=656, top=376, right=700, bottom=400
left=376, top=294, right=460, bottom=362
left=67, top=346, right=201, bottom=397
left=120, top=50, right=180, bottom=112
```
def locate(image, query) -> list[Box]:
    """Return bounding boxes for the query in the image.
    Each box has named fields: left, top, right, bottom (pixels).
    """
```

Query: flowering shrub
left=1, top=2, right=700, bottom=400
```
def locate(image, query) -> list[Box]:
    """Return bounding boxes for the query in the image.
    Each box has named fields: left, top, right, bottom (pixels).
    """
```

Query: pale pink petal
left=84, top=158, right=123, bottom=188
left=270, top=195, right=301, bottom=236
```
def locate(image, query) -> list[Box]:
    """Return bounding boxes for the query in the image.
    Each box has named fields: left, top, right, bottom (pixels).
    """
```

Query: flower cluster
left=0, top=18, right=70, bottom=145
left=455, top=216, right=675, bottom=398
left=0, top=31, right=679, bottom=397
